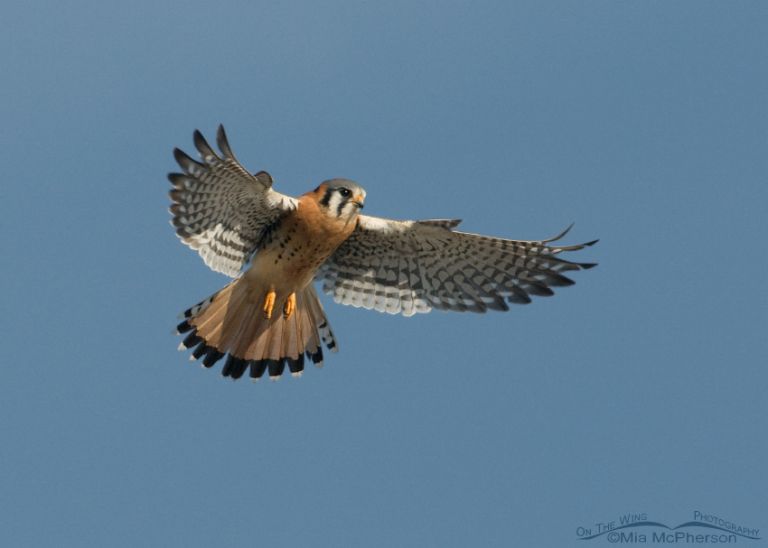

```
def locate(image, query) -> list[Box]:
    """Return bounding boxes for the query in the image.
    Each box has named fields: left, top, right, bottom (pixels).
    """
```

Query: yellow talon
left=263, top=290, right=276, bottom=319
left=283, top=293, right=296, bottom=318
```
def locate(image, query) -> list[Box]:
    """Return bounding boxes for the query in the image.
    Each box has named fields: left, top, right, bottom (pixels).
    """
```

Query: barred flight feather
left=168, top=125, right=298, bottom=277
left=316, top=216, right=597, bottom=316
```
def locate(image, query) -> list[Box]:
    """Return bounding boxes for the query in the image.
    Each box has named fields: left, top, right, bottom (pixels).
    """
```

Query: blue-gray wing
left=169, top=125, right=298, bottom=277
left=316, top=215, right=597, bottom=316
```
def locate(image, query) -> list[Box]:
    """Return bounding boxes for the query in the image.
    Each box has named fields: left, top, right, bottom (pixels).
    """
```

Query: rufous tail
left=175, top=279, right=337, bottom=380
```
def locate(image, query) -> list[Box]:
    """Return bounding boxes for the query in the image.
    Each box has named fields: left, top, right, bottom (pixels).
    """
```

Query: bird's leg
left=283, top=292, right=296, bottom=319
left=263, top=290, right=277, bottom=319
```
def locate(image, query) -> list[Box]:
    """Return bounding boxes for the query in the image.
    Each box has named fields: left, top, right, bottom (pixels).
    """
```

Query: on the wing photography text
left=576, top=511, right=760, bottom=544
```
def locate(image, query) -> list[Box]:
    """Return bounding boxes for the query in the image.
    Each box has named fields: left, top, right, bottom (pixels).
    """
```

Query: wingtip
left=216, top=124, right=235, bottom=159
left=545, top=222, right=575, bottom=243
left=193, top=128, right=220, bottom=161
left=173, top=147, right=204, bottom=173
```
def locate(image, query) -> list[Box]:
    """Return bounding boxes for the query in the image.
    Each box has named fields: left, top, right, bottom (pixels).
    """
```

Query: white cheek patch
left=326, top=193, right=343, bottom=216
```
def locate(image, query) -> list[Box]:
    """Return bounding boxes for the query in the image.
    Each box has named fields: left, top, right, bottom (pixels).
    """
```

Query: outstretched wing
left=169, top=125, right=298, bottom=277
left=316, top=215, right=597, bottom=316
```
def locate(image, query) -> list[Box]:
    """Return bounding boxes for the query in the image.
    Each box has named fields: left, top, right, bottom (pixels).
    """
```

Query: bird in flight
left=171, top=126, right=597, bottom=381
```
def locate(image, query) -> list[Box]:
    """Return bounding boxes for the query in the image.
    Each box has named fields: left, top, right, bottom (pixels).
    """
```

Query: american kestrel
left=171, top=126, right=597, bottom=381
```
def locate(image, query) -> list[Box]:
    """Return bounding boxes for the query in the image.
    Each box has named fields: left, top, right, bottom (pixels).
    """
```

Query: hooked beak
left=352, top=194, right=365, bottom=209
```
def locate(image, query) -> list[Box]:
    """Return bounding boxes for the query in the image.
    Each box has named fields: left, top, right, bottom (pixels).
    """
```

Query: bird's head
left=316, top=178, right=366, bottom=221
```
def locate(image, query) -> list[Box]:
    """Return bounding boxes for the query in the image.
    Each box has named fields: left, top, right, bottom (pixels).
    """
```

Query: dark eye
left=338, top=187, right=351, bottom=198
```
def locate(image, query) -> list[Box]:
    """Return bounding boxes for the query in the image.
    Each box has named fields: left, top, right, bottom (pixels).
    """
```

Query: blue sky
left=2, top=1, right=766, bottom=546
